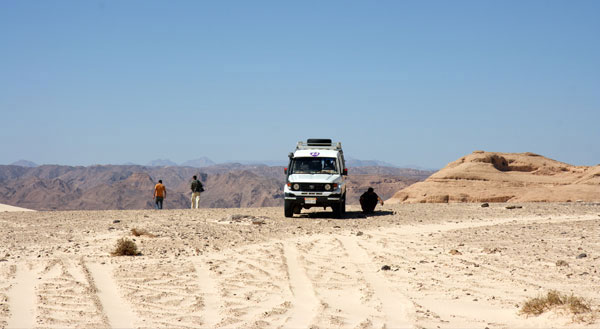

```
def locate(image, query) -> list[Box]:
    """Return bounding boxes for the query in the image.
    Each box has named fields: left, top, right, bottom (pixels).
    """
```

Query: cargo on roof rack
left=307, top=138, right=332, bottom=145
left=297, top=139, right=342, bottom=151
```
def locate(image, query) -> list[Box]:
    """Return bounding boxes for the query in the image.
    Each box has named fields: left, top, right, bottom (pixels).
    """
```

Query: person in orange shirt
left=153, top=180, right=166, bottom=209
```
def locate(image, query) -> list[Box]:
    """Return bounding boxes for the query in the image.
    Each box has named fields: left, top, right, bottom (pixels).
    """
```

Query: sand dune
left=1, top=203, right=599, bottom=328
left=0, top=203, right=34, bottom=212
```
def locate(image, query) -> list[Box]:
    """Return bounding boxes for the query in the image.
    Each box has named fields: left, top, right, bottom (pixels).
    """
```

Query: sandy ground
left=1, top=203, right=599, bottom=328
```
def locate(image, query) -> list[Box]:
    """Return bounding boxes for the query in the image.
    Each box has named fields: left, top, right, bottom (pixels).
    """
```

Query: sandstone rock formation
left=388, top=151, right=600, bottom=203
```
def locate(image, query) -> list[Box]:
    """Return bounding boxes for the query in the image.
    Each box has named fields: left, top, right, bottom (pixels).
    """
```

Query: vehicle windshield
left=290, top=157, right=338, bottom=174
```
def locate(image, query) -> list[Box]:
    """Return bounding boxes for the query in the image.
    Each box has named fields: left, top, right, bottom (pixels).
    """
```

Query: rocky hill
left=0, top=164, right=432, bottom=210
left=388, top=151, right=600, bottom=203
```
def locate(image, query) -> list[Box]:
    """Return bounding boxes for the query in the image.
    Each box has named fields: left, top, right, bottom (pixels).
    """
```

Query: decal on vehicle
left=310, top=152, right=320, bottom=157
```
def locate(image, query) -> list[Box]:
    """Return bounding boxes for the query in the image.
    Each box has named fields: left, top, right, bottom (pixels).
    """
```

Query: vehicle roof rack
left=296, top=139, right=342, bottom=151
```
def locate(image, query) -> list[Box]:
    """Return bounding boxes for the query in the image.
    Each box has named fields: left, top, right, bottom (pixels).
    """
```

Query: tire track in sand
left=191, top=258, right=223, bottom=328
left=339, top=236, right=415, bottom=329
left=35, top=258, right=110, bottom=327
left=0, top=263, right=16, bottom=328
left=6, top=263, right=36, bottom=329
left=86, top=261, right=138, bottom=328
left=113, top=260, right=204, bottom=327
left=283, top=240, right=319, bottom=328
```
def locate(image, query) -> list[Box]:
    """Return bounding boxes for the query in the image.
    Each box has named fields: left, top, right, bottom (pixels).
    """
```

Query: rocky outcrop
left=388, top=151, right=600, bottom=204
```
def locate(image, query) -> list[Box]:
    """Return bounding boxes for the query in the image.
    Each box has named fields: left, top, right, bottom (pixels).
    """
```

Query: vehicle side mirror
left=343, top=168, right=348, bottom=176
left=284, top=168, right=288, bottom=175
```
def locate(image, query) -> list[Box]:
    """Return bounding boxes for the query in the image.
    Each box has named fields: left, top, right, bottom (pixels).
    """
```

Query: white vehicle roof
left=293, top=149, right=340, bottom=158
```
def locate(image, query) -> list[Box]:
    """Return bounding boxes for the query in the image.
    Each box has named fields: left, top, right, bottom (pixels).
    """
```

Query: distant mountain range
left=345, top=157, right=398, bottom=167
left=0, top=163, right=434, bottom=211
left=10, top=160, right=38, bottom=167
left=8, top=157, right=432, bottom=169
left=10, top=157, right=432, bottom=171
left=144, top=157, right=416, bottom=168
left=180, top=157, right=216, bottom=167
left=144, top=157, right=217, bottom=167
left=146, top=159, right=178, bottom=167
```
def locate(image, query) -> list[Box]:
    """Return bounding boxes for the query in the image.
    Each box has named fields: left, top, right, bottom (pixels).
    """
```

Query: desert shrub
left=131, top=228, right=156, bottom=237
left=111, top=238, right=139, bottom=256
left=521, top=290, right=592, bottom=319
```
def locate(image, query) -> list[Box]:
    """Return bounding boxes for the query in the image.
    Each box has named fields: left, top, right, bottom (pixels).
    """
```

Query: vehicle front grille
left=296, top=183, right=327, bottom=192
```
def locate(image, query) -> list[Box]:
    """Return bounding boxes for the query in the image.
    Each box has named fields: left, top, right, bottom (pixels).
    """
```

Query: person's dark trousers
left=360, top=200, right=376, bottom=214
left=155, top=197, right=164, bottom=209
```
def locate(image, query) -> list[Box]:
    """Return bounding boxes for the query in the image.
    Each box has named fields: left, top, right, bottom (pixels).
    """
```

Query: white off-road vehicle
left=284, top=139, right=347, bottom=218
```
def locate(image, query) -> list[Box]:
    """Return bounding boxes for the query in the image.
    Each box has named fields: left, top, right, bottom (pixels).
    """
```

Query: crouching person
left=360, top=187, right=383, bottom=214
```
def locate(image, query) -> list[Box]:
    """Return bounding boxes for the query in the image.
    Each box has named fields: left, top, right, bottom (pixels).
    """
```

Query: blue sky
left=1, top=1, right=598, bottom=169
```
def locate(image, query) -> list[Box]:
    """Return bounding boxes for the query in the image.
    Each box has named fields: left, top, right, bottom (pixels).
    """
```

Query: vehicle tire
left=284, top=201, right=294, bottom=218
left=332, top=198, right=345, bottom=219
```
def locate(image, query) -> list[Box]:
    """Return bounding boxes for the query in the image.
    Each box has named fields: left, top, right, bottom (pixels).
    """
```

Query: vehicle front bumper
left=284, top=192, right=342, bottom=206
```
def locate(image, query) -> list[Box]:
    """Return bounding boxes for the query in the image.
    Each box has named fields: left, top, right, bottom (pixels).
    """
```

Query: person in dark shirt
left=190, top=175, right=204, bottom=209
left=359, top=187, right=384, bottom=214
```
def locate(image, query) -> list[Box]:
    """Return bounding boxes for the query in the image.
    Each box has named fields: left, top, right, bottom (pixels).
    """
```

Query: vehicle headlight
left=293, top=183, right=300, bottom=191
left=324, top=184, right=331, bottom=191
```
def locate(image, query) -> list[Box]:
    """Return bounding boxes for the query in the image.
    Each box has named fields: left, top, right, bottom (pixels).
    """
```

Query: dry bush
left=521, top=290, right=593, bottom=321
left=111, top=238, right=139, bottom=256
left=131, top=228, right=156, bottom=237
